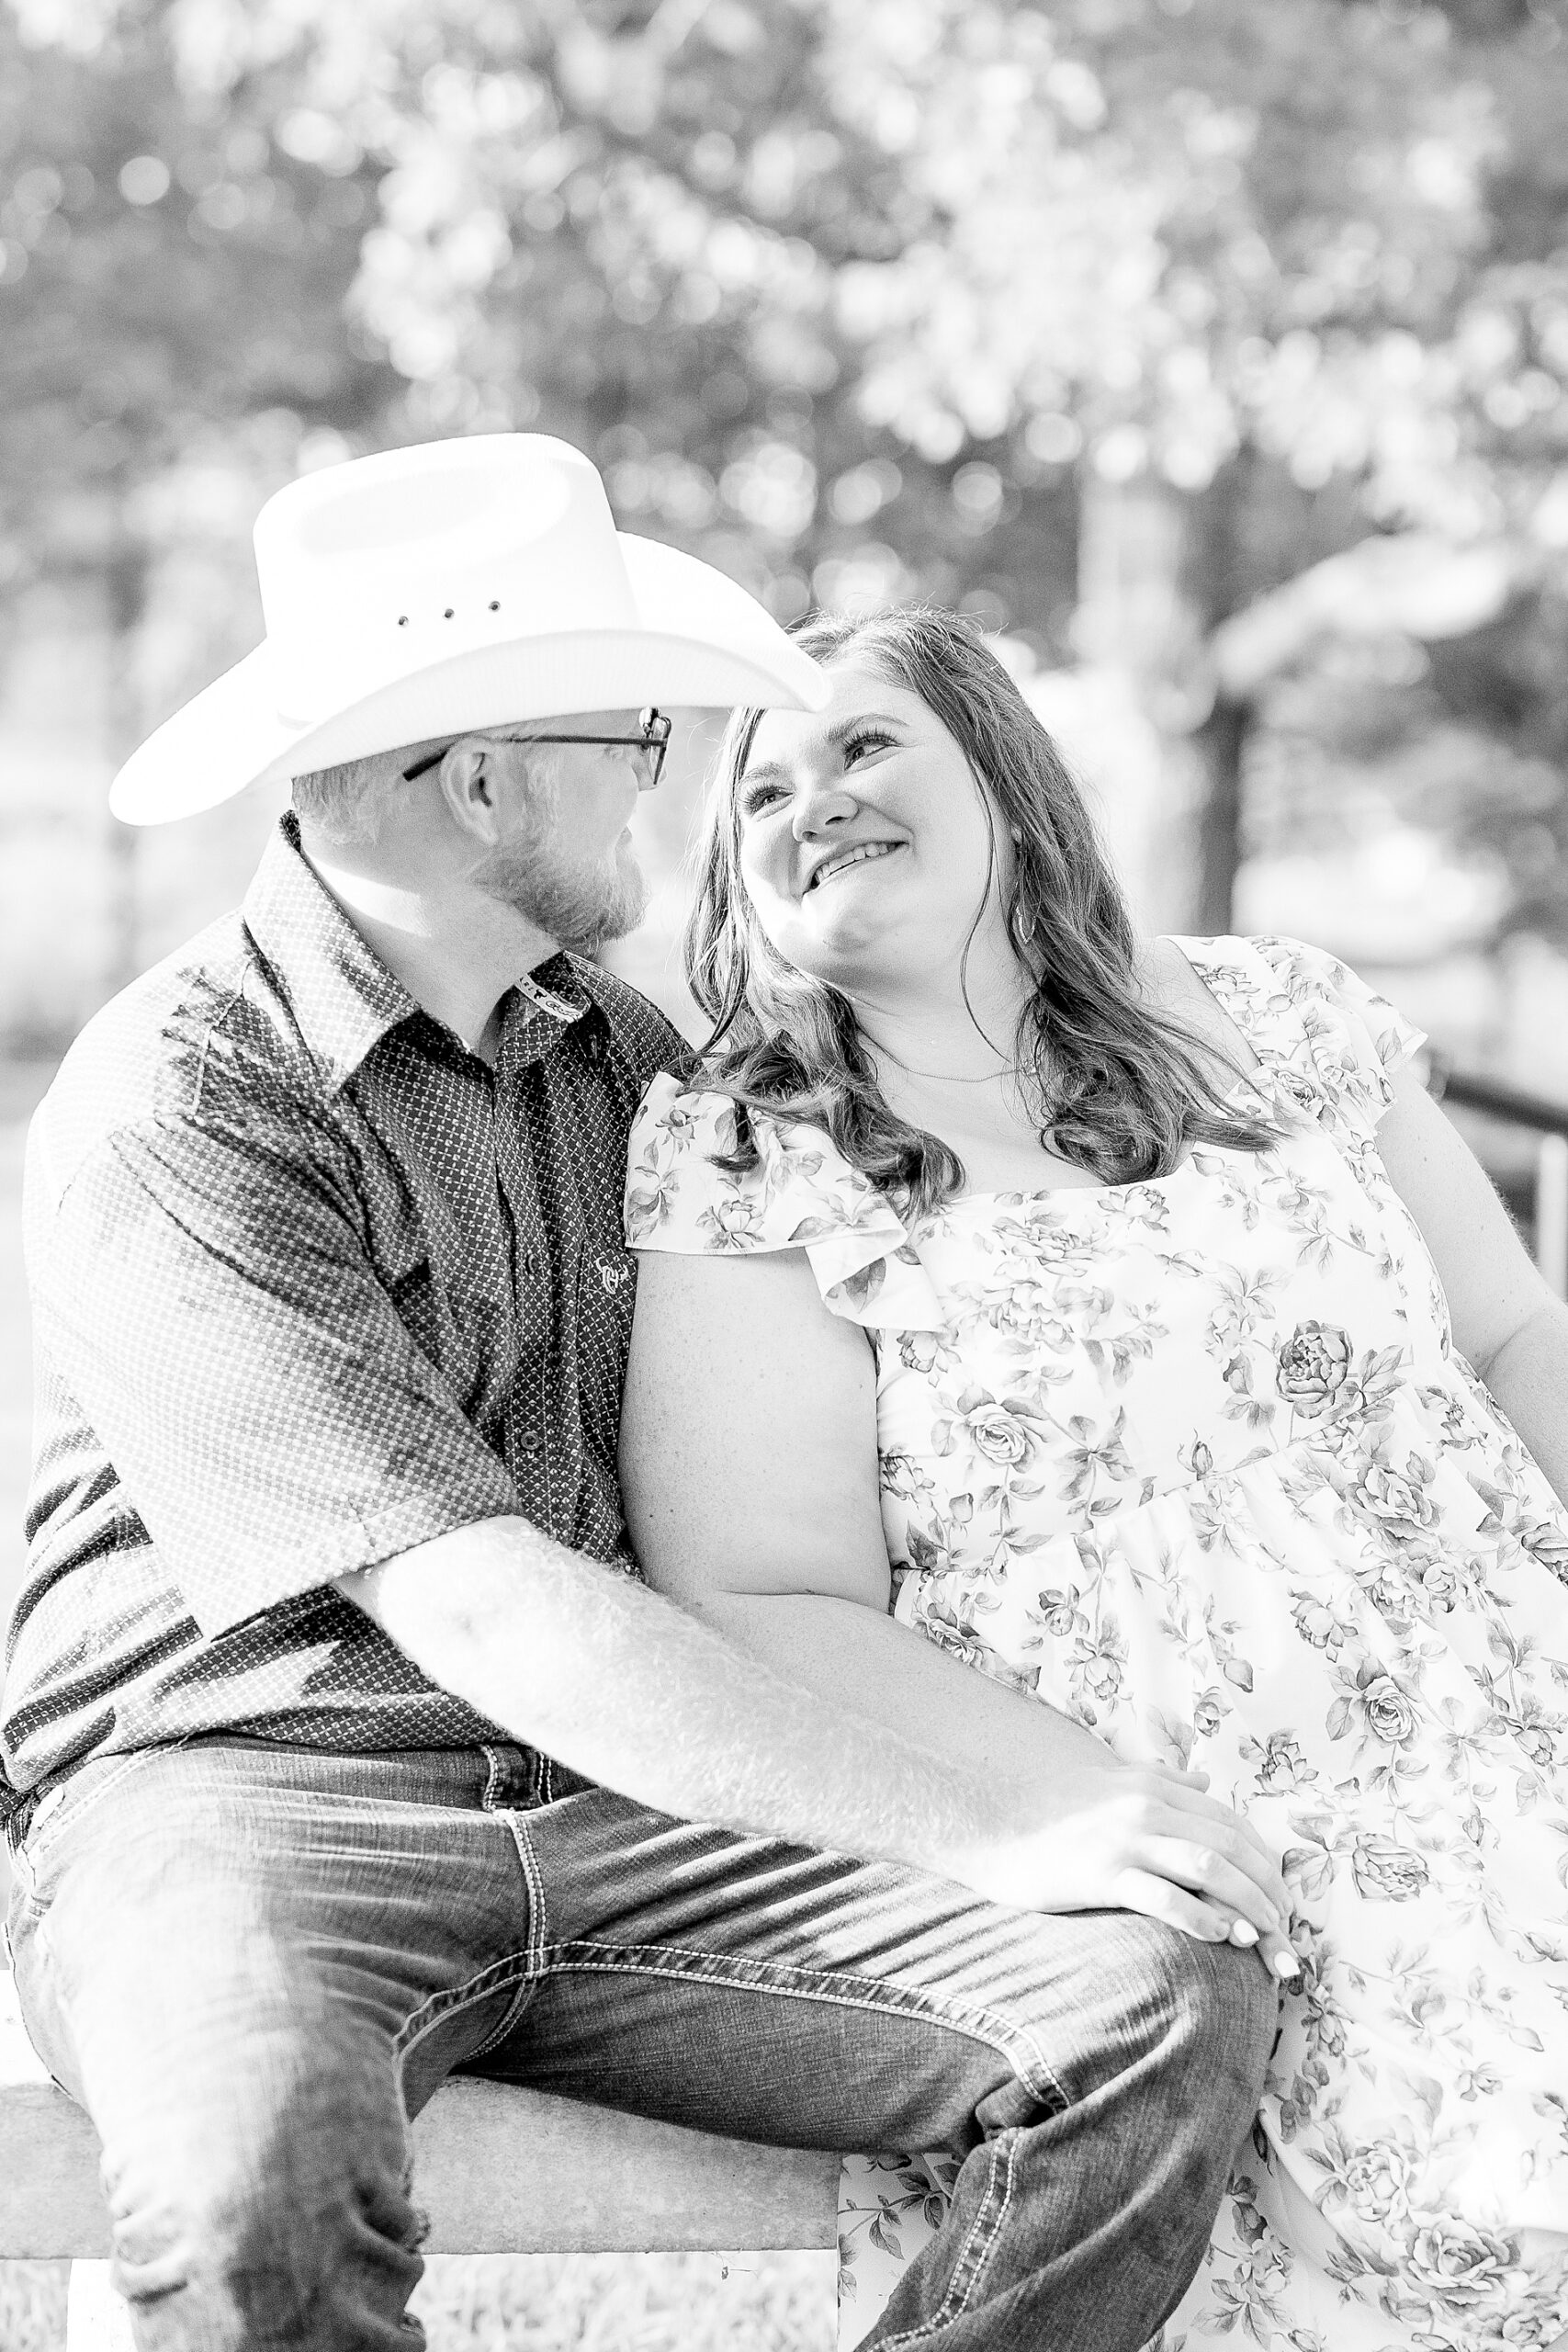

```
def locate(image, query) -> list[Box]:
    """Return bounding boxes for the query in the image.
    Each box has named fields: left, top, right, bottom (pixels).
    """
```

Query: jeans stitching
left=510, top=1810, right=551, bottom=1958
left=948, top=2130, right=1014, bottom=2319
left=927, top=2134, right=1004, bottom=2336
left=874, top=2129, right=1017, bottom=2352
left=479, top=1746, right=504, bottom=1811
left=542, top=1940, right=1068, bottom=2116
left=457, top=1809, right=551, bottom=2066
left=392, top=1951, right=541, bottom=2093
left=460, top=1973, right=540, bottom=2068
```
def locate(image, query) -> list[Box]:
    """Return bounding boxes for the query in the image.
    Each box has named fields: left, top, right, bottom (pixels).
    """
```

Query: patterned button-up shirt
left=1, top=814, right=682, bottom=1819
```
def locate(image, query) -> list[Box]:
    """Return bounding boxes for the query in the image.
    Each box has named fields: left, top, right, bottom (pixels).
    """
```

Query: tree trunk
left=1192, top=693, right=1249, bottom=936
left=99, top=535, right=146, bottom=1001
left=1072, top=469, right=1207, bottom=933
left=1181, top=446, right=1262, bottom=936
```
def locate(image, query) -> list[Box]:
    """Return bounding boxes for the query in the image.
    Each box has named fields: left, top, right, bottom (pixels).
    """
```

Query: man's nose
left=609, top=743, right=659, bottom=794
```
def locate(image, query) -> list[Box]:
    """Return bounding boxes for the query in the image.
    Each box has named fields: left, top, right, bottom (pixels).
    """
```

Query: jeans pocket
left=16, top=1744, right=184, bottom=1899
left=7, top=1818, right=42, bottom=1922
left=540, top=1758, right=599, bottom=1804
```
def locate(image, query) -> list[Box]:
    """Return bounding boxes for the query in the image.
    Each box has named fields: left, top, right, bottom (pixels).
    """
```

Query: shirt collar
left=498, top=954, right=594, bottom=1075
left=243, top=815, right=418, bottom=1091
left=514, top=956, right=592, bottom=1028
left=244, top=815, right=592, bottom=1093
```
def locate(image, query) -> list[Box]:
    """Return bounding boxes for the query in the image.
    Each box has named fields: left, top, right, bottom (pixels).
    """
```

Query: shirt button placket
left=498, top=1086, right=550, bottom=1498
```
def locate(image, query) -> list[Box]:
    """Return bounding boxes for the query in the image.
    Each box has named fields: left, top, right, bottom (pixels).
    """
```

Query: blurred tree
left=1426, top=581, right=1568, bottom=942
left=177, top=0, right=1565, bottom=924
left=7, top=0, right=1568, bottom=939
left=806, top=0, right=1568, bottom=922
left=0, top=0, right=394, bottom=985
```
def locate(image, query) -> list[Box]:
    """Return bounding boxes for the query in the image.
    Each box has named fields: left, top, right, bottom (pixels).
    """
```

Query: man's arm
left=615, top=1245, right=1298, bottom=1975
left=34, top=1108, right=1285, bottom=1954
left=343, top=1510, right=1292, bottom=1956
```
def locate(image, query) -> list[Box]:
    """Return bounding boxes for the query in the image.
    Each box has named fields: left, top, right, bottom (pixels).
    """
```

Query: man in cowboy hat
left=3, top=434, right=1282, bottom=2351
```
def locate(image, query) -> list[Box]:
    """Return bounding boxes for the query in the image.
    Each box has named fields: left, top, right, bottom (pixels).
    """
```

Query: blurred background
left=5, top=0, right=1568, bottom=2336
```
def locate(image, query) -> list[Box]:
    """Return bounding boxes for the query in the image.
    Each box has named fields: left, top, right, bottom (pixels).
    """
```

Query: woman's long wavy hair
left=684, top=605, right=1278, bottom=1214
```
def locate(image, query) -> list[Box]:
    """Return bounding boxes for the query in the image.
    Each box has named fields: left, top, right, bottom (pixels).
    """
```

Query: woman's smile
left=737, top=658, right=1009, bottom=987
left=805, top=839, right=904, bottom=894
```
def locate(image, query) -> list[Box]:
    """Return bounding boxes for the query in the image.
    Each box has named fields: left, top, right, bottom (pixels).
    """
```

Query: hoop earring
left=1012, top=901, right=1036, bottom=947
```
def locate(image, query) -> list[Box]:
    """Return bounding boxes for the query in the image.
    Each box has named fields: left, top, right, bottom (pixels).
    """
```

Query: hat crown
left=109, top=428, right=829, bottom=825
left=255, top=435, right=638, bottom=723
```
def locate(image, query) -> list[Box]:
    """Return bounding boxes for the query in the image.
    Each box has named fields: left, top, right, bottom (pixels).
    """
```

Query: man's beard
left=474, top=831, right=649, bottom=956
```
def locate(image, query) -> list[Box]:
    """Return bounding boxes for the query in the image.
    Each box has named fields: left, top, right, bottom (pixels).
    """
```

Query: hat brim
left=111, top=534, right=829, bottom=824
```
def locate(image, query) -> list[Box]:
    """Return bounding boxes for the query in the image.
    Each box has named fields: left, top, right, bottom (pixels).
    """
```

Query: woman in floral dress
left=617, top=606, right=1568, bottom=2351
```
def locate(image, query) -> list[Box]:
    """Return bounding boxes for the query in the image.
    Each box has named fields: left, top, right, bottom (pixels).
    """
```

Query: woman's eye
left=740, top=781, right=786, bottom=817
left=842, top=728, right=896, bottom=765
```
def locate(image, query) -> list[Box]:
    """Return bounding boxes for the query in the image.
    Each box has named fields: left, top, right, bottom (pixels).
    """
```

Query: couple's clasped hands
left=963, top=1758, right=1303, bottom=1984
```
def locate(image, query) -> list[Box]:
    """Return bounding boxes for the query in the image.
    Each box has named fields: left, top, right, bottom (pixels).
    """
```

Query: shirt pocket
left=574, top=1240, right=638, bottom=1463
left=377, top=1211, right=489, bottom=1403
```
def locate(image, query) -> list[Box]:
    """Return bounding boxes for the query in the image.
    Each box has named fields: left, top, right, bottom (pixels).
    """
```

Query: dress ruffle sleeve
left=1178, top=934, right=1427, bottom=1141
left=624, top=1071, right=946, bottom=1332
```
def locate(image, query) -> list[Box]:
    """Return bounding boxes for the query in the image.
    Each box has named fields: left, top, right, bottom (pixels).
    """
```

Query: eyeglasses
left=400, top=708, right=671, bottom=787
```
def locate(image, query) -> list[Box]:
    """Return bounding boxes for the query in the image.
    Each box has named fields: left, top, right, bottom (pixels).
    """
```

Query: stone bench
left=0, top=1966, right=840, bottom=2346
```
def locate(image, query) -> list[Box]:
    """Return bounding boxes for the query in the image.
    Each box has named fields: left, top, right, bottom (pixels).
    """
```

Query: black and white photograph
left=5, top=2, right=1568, bottom=2347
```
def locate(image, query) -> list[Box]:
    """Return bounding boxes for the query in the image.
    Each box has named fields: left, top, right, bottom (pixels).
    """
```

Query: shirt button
left=517, top=1430, right=543, bottom=1455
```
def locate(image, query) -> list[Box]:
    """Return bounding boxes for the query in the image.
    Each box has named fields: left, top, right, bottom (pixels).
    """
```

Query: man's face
left=472, top=709, right=660, bottom=954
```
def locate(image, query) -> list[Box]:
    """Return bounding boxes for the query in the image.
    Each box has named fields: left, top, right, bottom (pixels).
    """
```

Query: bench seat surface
left=0, top=1966, right=839, bottom=2256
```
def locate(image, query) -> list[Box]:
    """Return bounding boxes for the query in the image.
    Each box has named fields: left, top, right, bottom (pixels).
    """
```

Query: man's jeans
left=5, top=1737, right=1277, bottom=2352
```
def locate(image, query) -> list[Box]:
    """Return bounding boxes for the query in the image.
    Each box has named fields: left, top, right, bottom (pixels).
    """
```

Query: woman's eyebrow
left=828, top=712, right=904, bottom=745
left=739, top=713, right=907, bottom=797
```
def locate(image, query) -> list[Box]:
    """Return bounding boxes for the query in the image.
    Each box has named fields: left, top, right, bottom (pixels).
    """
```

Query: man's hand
left=950, top=1761, right=1301, bottom=1983
left=346, top=1520, right=1299, bottom=1983
left=621, top=1251, right=1299, bottom=1984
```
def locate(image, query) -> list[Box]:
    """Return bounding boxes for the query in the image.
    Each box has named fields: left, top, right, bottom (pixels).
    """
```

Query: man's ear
left=435, top=742, right=501, bottom=846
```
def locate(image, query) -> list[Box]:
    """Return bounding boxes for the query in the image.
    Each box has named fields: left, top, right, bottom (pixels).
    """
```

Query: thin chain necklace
left=869, top=1005, right=1046, bottom=1091
left=883, top=1057, right=1015, bottom=1085
left=875, top=1044, right=1048, bottom=1091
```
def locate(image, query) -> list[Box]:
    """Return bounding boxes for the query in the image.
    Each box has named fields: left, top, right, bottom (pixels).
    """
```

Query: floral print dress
left=623, top=936, right=1568, bottom=2352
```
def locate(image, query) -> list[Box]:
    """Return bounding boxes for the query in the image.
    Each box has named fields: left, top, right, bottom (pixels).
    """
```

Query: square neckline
left=930, top=939, right=1292, bottom=1214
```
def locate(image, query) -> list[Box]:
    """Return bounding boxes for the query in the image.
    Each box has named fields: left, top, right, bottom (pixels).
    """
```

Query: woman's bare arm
left=1376, top=1060, right=1568, bottom=1504
left=621, top=1244, right=1298, bottom=1973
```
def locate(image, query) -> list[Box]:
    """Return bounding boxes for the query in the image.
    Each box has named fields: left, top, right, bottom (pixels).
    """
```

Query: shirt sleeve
left=27, top=1111, right=521, bottom=1639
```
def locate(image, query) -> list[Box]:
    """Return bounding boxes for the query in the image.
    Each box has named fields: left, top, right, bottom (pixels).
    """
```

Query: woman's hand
left=953, top=1758, right=1302, bottom=1983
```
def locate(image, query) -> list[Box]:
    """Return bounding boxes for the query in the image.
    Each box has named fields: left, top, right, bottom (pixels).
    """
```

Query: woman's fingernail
left=1272, top=1949, right=1303, bottom=1979
left=1230, top=1920, right=1258, bottom=1947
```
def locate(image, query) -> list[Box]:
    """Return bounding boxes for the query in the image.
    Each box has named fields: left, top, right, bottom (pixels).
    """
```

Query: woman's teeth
left=810, top=842, right=898, bottom=889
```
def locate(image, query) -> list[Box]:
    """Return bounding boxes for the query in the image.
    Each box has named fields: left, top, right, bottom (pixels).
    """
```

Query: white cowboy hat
left=110, top=433, right=829, bottom=824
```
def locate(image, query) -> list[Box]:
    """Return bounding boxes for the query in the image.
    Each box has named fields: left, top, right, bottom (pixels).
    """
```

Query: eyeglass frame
left=400, top=708, right=671, bottom=787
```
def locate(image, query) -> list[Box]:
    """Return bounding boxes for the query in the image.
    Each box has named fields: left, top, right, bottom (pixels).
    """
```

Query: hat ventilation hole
left=444, top=607, right=455, bottom=619
left=489, top=600, right=501, bottom=612
left=397, top=615, right=409, bottom=627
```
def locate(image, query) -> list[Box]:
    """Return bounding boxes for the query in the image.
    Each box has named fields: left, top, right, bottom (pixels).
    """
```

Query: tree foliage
left=0, top=3, right=394, bottom=589
left=4, top=0, right=1568, bottom=944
